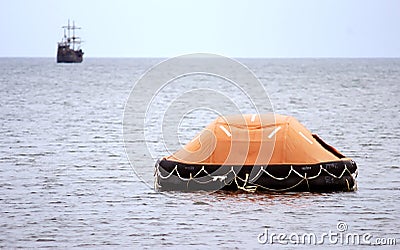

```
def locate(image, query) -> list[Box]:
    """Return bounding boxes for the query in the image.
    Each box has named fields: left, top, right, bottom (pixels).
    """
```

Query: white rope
left=305, top=173, right=310, bottom=190
left=249, top=166, right=265, bottom=182
left=305, top=166, right=323, bottom=180
left=156, top=162, right=356, bottom=192
left=261, top=165, right=295, bottom=180
left=321, top=165, right=351, bottom=179
left=252, top=178, right=307, bottom=192
left=235, top=173, right=257, bottom=192
left=157, top=165, right=179, bottom=179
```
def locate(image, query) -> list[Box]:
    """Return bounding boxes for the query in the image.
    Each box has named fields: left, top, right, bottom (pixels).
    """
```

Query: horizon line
left=1, top=56, right=400, bottom=60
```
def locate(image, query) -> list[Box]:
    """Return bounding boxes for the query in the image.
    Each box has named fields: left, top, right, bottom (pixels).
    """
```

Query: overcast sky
left=1, top=0, right=399, bottom=58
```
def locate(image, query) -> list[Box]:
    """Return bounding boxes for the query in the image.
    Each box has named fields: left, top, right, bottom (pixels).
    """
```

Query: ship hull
left=57, top=45, right=83, bottom=63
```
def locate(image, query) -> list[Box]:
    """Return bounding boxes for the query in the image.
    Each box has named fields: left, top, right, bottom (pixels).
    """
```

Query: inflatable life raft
left=155, top=114, right=358, bottom=192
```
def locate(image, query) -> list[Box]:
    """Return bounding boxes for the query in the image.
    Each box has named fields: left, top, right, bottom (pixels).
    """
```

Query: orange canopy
left=166, top=114, right=347, bottom=165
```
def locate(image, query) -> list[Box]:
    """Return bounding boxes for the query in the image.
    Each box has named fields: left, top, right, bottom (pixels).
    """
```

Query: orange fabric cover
left=166, top=114, right=347, bottom=165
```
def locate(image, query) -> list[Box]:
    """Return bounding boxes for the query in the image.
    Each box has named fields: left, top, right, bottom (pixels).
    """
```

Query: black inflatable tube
left=155, top=159, right=358, bottom=192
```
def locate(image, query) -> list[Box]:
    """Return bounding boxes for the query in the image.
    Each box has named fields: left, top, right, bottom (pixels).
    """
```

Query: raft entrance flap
left=312, top=134, right=345, bottom=159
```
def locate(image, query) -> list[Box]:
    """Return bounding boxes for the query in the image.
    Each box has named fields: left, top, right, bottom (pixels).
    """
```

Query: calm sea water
left=0, top=58, right=399, bottom=248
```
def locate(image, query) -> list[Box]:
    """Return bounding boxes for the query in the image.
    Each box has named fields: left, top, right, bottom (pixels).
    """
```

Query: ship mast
left=73, top=21, right=75, bottom=50
left=68, top=19, right=70, bottom=42
left=61, top=19, right=82, bottom=50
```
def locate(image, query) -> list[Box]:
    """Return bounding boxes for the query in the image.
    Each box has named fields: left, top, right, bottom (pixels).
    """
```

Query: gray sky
left=1, top=0, right=399, bottom=58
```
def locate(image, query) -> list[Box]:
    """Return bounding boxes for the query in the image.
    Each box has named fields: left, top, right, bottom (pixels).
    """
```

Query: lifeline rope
left=155, top=162, right=357, bottom=192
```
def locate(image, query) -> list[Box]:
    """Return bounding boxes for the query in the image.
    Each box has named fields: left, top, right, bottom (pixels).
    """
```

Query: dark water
left=0, top=58, right=399, bottom=248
